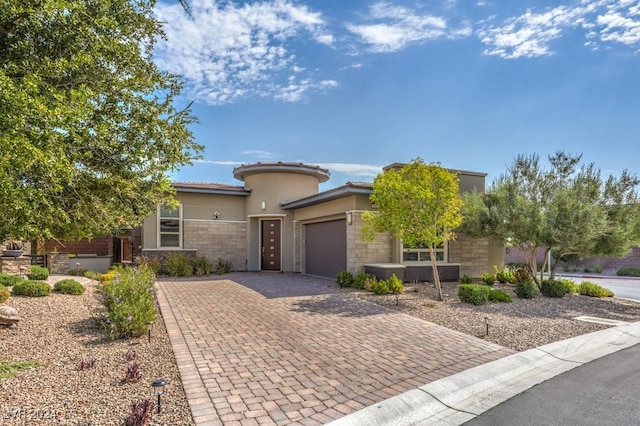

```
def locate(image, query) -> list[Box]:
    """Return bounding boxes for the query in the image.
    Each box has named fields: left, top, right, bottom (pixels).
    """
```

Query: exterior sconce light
left=146, top=321, right=154, bottom=343
left=346, top=212, right=353, bottom=225
left=151, top=378, right=167, bottom=413
left=214, top=211, right=219, bottom=220
left=261, top=201, right=266, bottom=211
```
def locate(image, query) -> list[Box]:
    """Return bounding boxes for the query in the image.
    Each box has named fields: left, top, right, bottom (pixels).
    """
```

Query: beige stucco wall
left=183, top=220, right=247, bottom=271
left=178, top=192, right=246, bottom=221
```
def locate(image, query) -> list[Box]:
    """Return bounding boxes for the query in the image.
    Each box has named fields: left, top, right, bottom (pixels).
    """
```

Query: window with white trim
left=158, top=205, right=182, bottom=248
left=402, top=241, right=447, bottom=263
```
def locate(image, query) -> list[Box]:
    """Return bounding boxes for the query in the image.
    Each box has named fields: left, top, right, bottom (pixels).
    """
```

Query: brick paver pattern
left=156, top=273, right=514, bottom=425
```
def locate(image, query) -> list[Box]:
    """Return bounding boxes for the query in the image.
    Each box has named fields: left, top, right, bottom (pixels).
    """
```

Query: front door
left=261, top=220, right=281, bottom=271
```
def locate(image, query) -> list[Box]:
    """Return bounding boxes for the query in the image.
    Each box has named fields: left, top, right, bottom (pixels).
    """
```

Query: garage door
left=305, top=219, right=347, bottom=278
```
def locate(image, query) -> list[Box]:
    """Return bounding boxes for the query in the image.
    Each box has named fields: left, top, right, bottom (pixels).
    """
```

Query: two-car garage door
left=305, top=219, right=346, bottom=279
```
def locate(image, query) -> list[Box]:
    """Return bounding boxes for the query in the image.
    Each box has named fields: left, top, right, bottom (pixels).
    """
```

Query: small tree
left=460, top=151, right=640, bottom=288
left=362, top=159, right=463, bottom=301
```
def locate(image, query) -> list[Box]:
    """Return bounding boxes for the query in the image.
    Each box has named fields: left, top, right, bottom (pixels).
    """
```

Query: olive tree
left=460, top=151, right=640, bottom=287
left=0, top=0, right=202, bottom=242
left=362, top=159, right=463, bottom=301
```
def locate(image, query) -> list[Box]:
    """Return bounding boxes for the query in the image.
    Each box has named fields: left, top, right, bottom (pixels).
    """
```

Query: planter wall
left=0, top=256, right=31, bottom=275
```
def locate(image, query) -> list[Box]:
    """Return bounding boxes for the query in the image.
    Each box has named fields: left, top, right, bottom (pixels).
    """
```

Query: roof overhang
left=281, top=182, right=372, bottom=210
left=233, top=162, right=331, bottom=183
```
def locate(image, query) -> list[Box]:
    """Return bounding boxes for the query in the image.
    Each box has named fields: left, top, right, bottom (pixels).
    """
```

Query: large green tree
left=362, top=159, right=463, bottom=301
left=460, top=151, right=640, bottom=287
left=0, top=0, right=202, bottom=242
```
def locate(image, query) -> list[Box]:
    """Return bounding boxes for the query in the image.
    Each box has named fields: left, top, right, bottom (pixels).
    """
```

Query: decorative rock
left=0, top=305, right=20, bottom=328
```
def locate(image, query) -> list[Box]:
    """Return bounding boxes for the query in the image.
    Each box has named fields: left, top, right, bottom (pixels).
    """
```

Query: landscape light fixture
left=484, top=316, right=490, bottom=336
left=146, top=321, right=154, bottom=343
left=151, top=378, right=167, bottom=414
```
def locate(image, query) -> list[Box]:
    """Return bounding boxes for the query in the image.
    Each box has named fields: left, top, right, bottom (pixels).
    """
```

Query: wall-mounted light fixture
left=346, top=212, right=353, bottom=225
left=261, top=201, right=266, bottom=211
left=214, top=211, right=219, bottom=220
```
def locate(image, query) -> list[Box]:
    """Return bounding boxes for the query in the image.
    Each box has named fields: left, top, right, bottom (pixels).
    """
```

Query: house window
left=402, top=241, right=447, bottom=263
left=158, top=205, right=182, bottom=248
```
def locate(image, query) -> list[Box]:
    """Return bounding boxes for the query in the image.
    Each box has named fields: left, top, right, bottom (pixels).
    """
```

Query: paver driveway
left=156, top=273, right=514, bottom=425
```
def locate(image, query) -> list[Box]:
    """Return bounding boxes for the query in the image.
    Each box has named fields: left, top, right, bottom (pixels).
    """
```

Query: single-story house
left=140, top=162, right=504, bottom=281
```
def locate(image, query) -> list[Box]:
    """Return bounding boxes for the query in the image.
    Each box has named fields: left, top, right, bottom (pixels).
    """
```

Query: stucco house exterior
left=140, top=162, right=504, bottom=281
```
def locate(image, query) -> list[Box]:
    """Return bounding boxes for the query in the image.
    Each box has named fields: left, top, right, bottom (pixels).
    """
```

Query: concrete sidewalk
left=327, top=321, right=640, bottom=426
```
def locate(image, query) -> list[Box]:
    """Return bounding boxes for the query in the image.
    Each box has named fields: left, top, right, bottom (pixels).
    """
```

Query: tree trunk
left=429, top=246, right=444, bottom=301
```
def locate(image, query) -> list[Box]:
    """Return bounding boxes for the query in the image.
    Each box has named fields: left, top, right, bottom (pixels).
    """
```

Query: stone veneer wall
left=448, top=234, right=490, bottom=278
left=0, top=257, right=31, bottom=275
left=346, top=211, right=392, bottom=274
left=183, top=220, right=247, bottom=271
left=47, top=252, right=70, bottom=274
left=293, top=221, right=301, bottom=273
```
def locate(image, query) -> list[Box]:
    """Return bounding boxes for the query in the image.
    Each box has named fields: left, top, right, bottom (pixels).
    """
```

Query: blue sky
left=153, top=0, right=640, bottom=190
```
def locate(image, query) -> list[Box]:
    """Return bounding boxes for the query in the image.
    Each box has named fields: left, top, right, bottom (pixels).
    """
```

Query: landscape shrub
left=98, top=271, right=119, bottom=284
left=353, top=272, right=371, bottom=289
left=12, top=280, right=51, bottom=297
left=214, top=258, right=233, bottom=275
left=494, top=266, right=515, bottom=284
left=0, top=273, right=22, bottom=287
left=27, top=265, right=49, bottom=281
left=481, top=273, right=495, bottom=286
left=616, top=267, right=640, bottom=277
left=489, top=289, right=512, bottom=303
left=579, top=281, right=614, bottom=298
left=336, top=271, right=354, bottom=288
left=54, top=279, right=85, bottom=295
left=192, top=255, right=213, bottom=276
left=0, top=284, right=9, bottom=303
left=388, top=274, right=404, bottom=294
left=541, top=279, right=566, bottom=298
left=458, top=284, right=490, bottom=305
left=515, top=280, right=537, bottom=299
left=370, top=279, right=389, bottom=295
left=66, top=267, right=89, bottom=277
left=164, top=252, right=193, bottom=277
left=135, top=256, right=162, bottom=275
left=559, top=278, right=579, bottom=294
left=460, top=274, right=474, bottom=284
left=513, top=267, right=530, bottom=284
left=98, top=265, right=157, bottom=339
left=363, top=275, right=377, bottom=292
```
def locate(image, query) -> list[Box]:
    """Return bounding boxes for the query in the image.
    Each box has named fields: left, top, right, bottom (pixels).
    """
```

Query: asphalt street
left=464, top=343, right=640, bottom=426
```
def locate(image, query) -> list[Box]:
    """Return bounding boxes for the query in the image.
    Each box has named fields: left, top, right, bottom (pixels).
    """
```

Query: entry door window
left=261, top=220, right=281, bottom=271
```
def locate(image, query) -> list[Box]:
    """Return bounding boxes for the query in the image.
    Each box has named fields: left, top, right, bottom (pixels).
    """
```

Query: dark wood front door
left=261, top=220, right=281, bottom=271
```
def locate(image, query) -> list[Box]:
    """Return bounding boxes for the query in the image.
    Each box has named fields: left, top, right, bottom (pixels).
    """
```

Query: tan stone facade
left=346, top=211, right=392, bottom=273
left=448, top=234, right=491, bottom=278
left=0, top=256, right=31, bottom=275
left=183, top=220, right=247, bottom=271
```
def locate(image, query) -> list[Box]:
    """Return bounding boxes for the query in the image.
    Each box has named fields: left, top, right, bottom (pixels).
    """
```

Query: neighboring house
left=140, top=162, right=504, bottom=281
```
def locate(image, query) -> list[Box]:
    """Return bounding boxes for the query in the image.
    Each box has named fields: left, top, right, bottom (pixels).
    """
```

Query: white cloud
left=596, top=2, right=640, bottom=46
left=345, top=2, right=453, bottom=53
left=317, top=163, right=383, bottom=177
left=154, top=0, right=336, bottom=104
left=242, top=150, right=278, bottom=159
left=193, top=159, right=244, bottom=165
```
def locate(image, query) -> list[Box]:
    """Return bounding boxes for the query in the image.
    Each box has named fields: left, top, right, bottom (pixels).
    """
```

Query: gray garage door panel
left=305, top=219, right=347, bottom=278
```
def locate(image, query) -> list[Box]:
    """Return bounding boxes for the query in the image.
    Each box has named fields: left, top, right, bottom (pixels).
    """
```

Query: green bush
left=98, top=265, right=157, bottom=339
left=336, top=271, right=354, bottom=288
left=559, top=278, right=579, bottom=294
left=541, top=279, right=566, bottom=298
left=458, top=284, right=490, bottom=305
left=370, top=279, right=389, bottom=295
left=616, top=267, right=640, bottom=277
left=363, top=275, right=377, bottom=292
left=214, top=258, right=233, bottom=275
left=66, top=267, right=89, bottom=277
left=353, top=272, right=371, bottom=289
left=27, top=265, right=49, bottom=281
left=135, top=256, right=162, bottom=275
left=0, top=273, right=22, bottom=287
left=192, top=255, right=213, bottom=276
left=489, top=289, right=512, bottom=303
left=515, top=280, right=537, bottom=299
left=494, top=266, right=515, bottom=284
left=388, top=274, right=404, bottom=294
left=164, top=252, right=193, bottom=277
left=460, top=274, right=474, bottom=284
left=481, top=273, right=495, bottom=286
left=12, top=280, right=51, bottom=297
left=54, top=279, right=85, bottom=295
left=0, top=284, right=9, bottom=303
left=579, top=281, right=614, bottom=298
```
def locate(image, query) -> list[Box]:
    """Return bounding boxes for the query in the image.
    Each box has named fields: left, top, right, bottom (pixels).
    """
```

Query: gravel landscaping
left=0, top=276, right=192, bottom=425
left=2, top=274, right=640, bottom=425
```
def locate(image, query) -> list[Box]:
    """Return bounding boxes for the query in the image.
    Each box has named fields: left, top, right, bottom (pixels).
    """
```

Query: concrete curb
left=327, top=322, right=640, bottom=426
